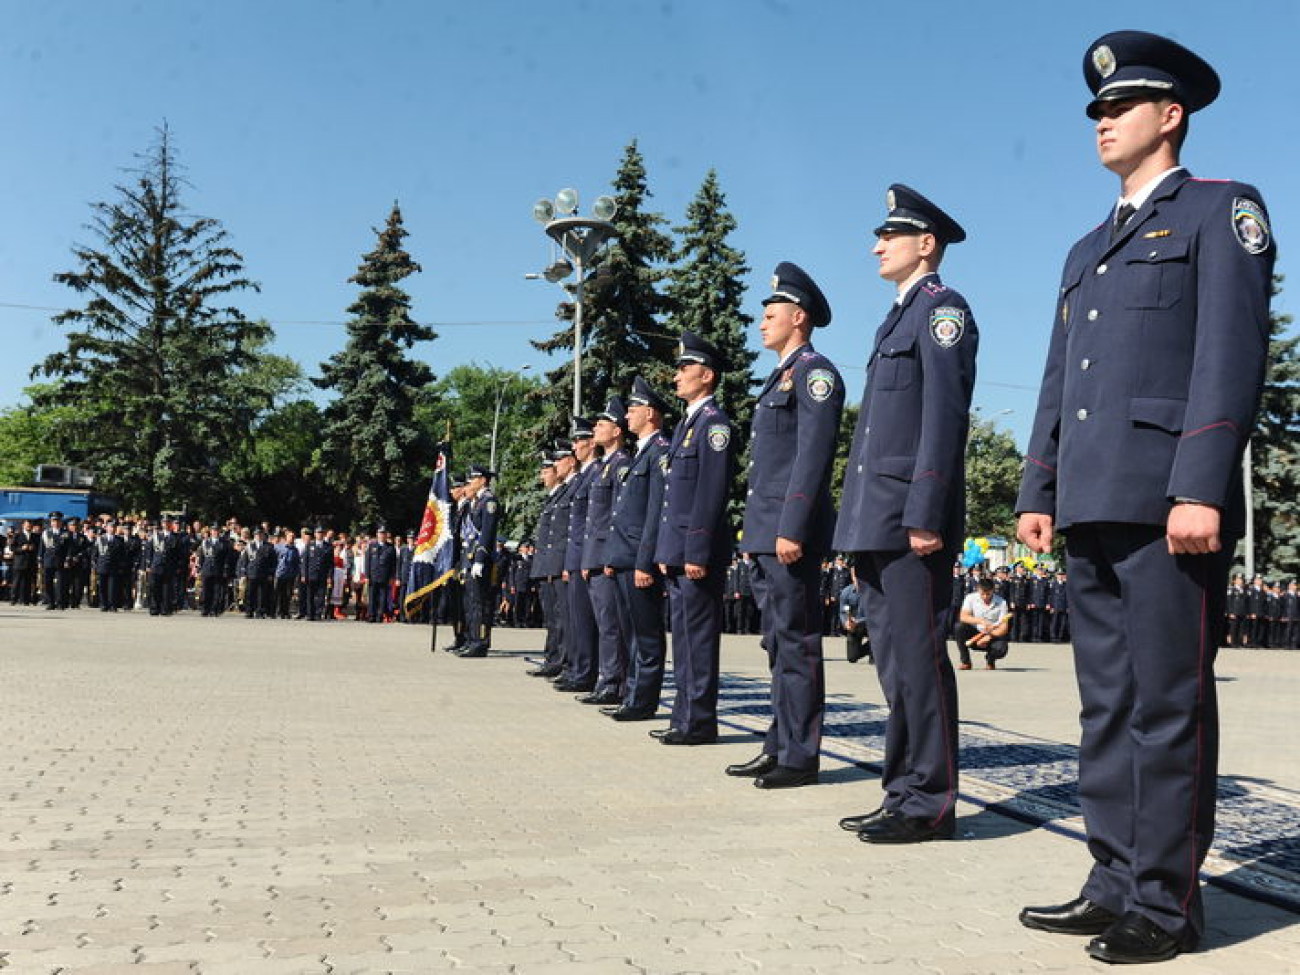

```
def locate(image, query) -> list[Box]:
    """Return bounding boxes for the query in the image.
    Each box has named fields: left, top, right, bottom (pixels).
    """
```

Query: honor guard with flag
left=834, top=184, right=978, bottom=843
left=730, top=262, right=844, bottom=789
left=653, top=330, right=737, bottom=746
left=602, top=376, right=672, bottom=721
left=403, top=446, right=458, bottom=643
left=456, top=464, right=500, bottom=657
left=1015, top=31, right=1274, bottom=964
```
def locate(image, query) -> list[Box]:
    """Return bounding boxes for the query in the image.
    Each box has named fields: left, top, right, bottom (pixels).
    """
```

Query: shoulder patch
left=806, top=367, right=837, bottom=402
left=1232, top=197, right=1271, bottom=255
left=706, top=423, right=731, bottom=452
left=929, top=306, right=966, bottom=348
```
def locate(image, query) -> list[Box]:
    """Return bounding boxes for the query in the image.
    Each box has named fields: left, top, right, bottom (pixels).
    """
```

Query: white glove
left=471, top=563, right=484, bottom=579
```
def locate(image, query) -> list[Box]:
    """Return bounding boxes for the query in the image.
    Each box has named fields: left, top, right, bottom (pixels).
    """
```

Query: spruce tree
left=1245, top=275, right=1300, bottom=576
left=666, top=168, right=757, bottom=430
left=315, top=203, right=437, bottom=530
left=531, top=141, right=675, bottom=432
left=36, top=124, right=267, bottom=518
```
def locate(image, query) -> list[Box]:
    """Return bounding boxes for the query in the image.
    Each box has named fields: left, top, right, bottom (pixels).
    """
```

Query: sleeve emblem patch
left=929, top=306, right=966, bottom=347
left=707, top=424, right=731, bottom=452
left=806, top=367, right=836, bottom=402
left=1232, top=197, right=1271, bottom=255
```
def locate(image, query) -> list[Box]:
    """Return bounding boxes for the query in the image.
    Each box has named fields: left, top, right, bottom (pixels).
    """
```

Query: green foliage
left=531, top=141, right=676, bottom=434
left=0, top=384, right=82, bottom=485
left=419, top=363, right=546, bottom=539
left=34, top=124, right=270, bottom=518
left=965, top=414, right=1023, bottom=540
left=1245, top=275, right=1300, bottom=576
left=666, top=169, right=757, bottom=425
left=314, top=202, right=438, bottom=530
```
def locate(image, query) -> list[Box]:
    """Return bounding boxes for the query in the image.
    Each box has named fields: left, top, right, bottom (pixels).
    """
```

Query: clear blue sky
left=2, top=0, right=1295, bottom=449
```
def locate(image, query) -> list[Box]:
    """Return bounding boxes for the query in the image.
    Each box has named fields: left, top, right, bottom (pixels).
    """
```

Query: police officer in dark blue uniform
left=653, top=331, right=737, bottom=745
left=833, top=185, right=978, bottom=843
left=555, top=421, right=602, bottom=691
left=579, top=397, right=633, bottom=705
left=603, top=376, right=672, bottom=721
left=457, top=465, right=500, bottom=656
left=526, top=451, right=565, bottom=677
left=1016, top=32, right=1275, bottom=965
left=727, top=263, right=844, bottom=789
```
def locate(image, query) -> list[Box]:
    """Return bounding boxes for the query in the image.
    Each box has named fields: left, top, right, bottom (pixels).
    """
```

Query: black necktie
left=1112, top=202, right=1135, bottom=241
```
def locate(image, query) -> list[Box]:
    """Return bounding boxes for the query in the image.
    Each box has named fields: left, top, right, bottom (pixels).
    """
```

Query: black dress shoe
left=553, top=679, right=595, bottom=693
left=576, top=689, right=622, bottom=706
left=1019, top=896, right=1118, bottom=936
left=725, top=753, right=778, bottom=777
left=754, top=766, right=818, bottom=789
left=838, top=807, right=888, bottom=832
left=609, top=707, right=657, bottom=721
left=457, top=646, right=488, bottom=658
left=1087, top=912, right=1187, bottom=964
left=528, top=664, right=563, bottom=678
left=856, top=810, right=954, bottom=844
left=659, top=729, right=717, bottom=746
left=648, top=727, right=676, bottom=739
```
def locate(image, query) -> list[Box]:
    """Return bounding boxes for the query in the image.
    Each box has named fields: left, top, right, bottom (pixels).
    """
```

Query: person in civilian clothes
left=456, top=467, right=500, bottom=654
left=10, top=519, right=38, bottom=605
left=577, top=398, right=633, bottom=704
left=728, top=262, right=844, bottom=789
left=1015, top=31, right=1275, bottom=964
left=554, top=421, right=602, bottom=689
left=653, top=330, right=737, bottom=746
left=602, top=376, right=671, bottom=721
left=833, top=184, right=978, bottom=844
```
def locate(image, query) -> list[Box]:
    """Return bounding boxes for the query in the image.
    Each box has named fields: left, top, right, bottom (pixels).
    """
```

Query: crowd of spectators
left=5, top=514, right=1297, bottom=655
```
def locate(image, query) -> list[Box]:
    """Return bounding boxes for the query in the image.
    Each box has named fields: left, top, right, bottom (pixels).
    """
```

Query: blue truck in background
left=1, top=466, right=118, bottom=527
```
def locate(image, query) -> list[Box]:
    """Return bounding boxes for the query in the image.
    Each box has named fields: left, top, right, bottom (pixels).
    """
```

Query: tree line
left=1, top=126, right=1296, bottom=576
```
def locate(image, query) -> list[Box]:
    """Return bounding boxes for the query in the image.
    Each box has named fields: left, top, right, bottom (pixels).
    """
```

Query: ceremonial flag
left=403, top=445, right=456, bottom=616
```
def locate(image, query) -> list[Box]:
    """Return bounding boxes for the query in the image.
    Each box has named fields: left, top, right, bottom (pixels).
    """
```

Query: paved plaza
left=1, top=606, right=1298, bottom=974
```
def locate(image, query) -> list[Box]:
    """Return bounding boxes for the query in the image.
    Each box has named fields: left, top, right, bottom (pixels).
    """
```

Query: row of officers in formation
left=0, top=30, right=1278, bottom=967
left=455, top=28, right=1277, bottom=967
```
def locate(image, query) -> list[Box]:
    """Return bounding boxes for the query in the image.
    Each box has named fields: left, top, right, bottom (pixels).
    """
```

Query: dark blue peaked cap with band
left=596, top=395, right=628, bottom=429
left=627, top=374, right=670, bottom=414
left=1084, top=30, right=1220, bottom=119
left=762, top=261, right=832, bottom=328
left=675, top=329, right=727, bottom=372
left=874, top=183, right=966, bottom=245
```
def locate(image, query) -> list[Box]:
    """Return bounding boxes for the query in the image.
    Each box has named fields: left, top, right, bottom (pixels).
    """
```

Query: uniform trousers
left=613, top=568, right=667, bottom=713
left=148, top=571, right=174, bottom=616
left=564, top=570, right=598, bottom=685
left=536, top=579, right=559, bottom=665
left=1066, top=523, right=1226, bottom=947
left=589, top=571, right=628, bottom=695
left=97, top=571, right=120, bottom=612
left=749, top=553, right=825, bottom=771
left=664, top=567, right=724, bottom=739
left=855, top=547, right=959, bottom=826
left=42, top=568, right=64, bottom=609
left=460, top=572, right=492, bottom=644
left=201, top=574, right=224, bottom=616
left=546, top=578, right=569, bottom=668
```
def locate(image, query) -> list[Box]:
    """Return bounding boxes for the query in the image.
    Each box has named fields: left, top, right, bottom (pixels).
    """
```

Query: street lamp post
left=531, top=188, right=618, bottom=417
left=489, top=364, right=531, bottom=475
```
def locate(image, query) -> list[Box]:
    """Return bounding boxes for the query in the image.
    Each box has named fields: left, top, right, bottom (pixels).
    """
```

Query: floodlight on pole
left=528, top=188, right=619, bottom=417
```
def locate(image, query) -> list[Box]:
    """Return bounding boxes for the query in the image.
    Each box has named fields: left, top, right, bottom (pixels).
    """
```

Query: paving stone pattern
left=0, top=607, right=1297, bottom=974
